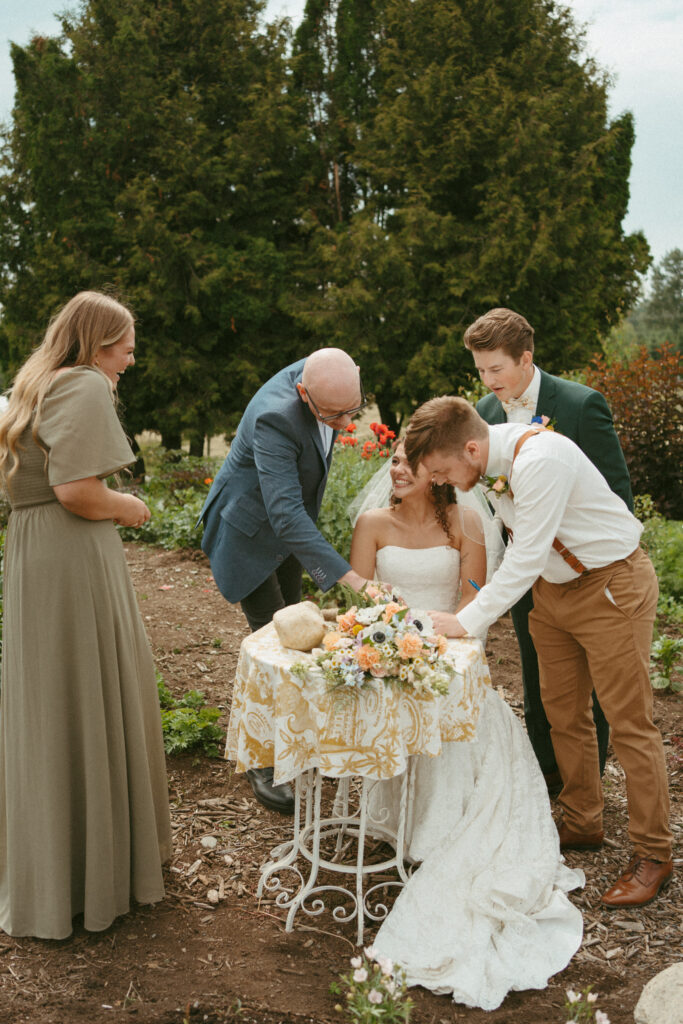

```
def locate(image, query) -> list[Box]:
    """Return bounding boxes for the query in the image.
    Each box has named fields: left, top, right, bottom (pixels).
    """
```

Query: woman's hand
left=113, top=494, right=151, bottom=528
left=429, top=611, right=467, bottom=638
left=54, top=477, right=151, bottom=526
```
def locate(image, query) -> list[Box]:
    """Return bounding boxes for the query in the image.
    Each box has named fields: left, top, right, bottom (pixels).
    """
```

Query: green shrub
left=639, top=510, right=683, bottom=620
left=118, top=449, right=220, bottom=549
left=157, top=672, right=224, bottom=757
left=583, top=344, right=682, bottom=518
left=317, top=446, right=390, bottom=563
left=650, top=635, right=683, bottom=692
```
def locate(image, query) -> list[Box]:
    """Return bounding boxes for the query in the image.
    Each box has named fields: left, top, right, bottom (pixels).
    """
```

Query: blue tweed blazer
left=199, top=360, right=350, bottom=604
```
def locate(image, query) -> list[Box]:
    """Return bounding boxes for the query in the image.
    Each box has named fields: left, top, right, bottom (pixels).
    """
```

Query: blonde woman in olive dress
left=0, top=291, right=172, bottom=939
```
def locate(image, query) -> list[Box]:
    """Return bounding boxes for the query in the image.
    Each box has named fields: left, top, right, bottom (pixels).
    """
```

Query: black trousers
left=240, top=555, right=303, bottom=633
left=511, top=588, right=610, bottom=777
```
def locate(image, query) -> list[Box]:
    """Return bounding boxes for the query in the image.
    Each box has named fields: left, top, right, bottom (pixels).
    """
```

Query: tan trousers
left=529, top=547, right=672, bottom=861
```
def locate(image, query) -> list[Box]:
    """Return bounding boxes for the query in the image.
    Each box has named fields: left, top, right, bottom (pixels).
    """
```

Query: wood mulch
left=0, top=544, right=680, bottom=1024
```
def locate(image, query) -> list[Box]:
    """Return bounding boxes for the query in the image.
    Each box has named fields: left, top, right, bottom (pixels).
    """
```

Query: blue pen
left=467, top=578, right=481, bottom=591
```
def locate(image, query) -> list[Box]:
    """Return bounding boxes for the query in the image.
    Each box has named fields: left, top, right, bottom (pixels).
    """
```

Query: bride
left=348, top=443, right=584, bottom=1011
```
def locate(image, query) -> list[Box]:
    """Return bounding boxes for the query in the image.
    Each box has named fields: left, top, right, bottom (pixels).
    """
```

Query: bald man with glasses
left=199, top=349, right=369, bottom=813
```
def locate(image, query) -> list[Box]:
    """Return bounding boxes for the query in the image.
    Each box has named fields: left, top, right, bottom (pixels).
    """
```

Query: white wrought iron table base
left=256, top=765, right=414, bottom=945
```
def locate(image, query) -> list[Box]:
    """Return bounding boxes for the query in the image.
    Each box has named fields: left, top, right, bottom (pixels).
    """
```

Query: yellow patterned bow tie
left=501, top=395, right=534, bottom=413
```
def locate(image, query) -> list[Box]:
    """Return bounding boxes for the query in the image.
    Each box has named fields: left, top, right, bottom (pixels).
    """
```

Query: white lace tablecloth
left=226, top=622, right=492, bottom=783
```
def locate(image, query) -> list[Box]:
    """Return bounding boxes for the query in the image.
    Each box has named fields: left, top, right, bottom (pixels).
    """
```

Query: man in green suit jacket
left=464, top=308, right=633, bottom=791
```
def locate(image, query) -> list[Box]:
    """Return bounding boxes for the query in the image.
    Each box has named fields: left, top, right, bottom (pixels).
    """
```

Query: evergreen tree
left=638, top=249, right=682, bottom=351
left=291, top=0, right=650, bottom=425
left=0, top=0, right=311, bottom=449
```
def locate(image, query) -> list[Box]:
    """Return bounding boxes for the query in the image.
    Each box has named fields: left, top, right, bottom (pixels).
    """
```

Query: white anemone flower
left=355, top=605, right=385, bottom=624
left=409, top=610, right=434, bottom=634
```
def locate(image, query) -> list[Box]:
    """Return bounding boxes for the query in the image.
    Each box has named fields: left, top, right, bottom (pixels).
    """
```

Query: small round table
left=226, top=623, right=492, bottom=943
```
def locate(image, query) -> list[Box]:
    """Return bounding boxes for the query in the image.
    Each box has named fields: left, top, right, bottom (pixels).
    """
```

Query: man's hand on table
left=338, top=569, right=369, bottom=592
left=429, top=611, right=467, bottom=638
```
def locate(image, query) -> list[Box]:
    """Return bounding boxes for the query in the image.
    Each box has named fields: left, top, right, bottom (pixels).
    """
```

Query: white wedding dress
left=371, top=545, right=584, bottom=1011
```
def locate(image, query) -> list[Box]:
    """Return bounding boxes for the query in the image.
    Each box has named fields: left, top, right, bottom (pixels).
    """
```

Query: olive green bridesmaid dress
left=0, top=367, right=172, bottom=939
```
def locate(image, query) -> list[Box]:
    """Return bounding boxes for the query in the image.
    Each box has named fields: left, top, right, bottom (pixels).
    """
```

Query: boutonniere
left=531, top=414, right=557, bottom=430
left=482, top=473, right=509, bottom=497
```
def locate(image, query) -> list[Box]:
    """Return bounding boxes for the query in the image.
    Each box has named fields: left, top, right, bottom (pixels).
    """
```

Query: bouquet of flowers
left=292, top=585, right=455, bottom=698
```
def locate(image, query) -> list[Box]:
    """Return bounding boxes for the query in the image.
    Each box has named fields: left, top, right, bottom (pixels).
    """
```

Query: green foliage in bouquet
left=156, top=671, right=224, bottom=757
left=293, top=585, right=454, bottom=699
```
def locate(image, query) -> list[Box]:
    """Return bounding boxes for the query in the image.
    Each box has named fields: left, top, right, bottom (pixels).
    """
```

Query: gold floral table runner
left=226, top=623, right=492, bottom=783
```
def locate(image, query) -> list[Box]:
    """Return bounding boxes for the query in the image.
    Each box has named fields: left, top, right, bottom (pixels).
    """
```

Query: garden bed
left=0, top=543, right=680, bottom=1024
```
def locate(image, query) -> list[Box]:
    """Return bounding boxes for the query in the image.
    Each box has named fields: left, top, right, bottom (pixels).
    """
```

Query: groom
left=463, top=308, right=633, bottom=792
left=404, top=396, right=673, bottom=907
left=200, top=348, right=368, bottom=814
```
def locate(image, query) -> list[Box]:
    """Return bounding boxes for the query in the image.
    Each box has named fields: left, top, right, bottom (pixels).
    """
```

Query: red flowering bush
left=583, top=344, right=682, bottom=518
left=318, top=423, right=398, bottom=565
left=336, top=422, right=395, bottom=459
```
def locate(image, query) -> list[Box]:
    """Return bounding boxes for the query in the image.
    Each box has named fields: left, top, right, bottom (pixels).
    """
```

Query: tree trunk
left=188, top=433, right=205, bottom=458
left=161, top=431, right=182, bottom=452
left=129, top=436, right=146, bottom=481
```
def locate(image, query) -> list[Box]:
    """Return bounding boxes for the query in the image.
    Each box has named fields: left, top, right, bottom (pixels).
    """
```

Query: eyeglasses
left=304, top=379, right=368, bottom=424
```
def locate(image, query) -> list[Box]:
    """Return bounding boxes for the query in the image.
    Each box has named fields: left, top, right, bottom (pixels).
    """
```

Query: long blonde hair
left=0, top=291, right=134, bottom=484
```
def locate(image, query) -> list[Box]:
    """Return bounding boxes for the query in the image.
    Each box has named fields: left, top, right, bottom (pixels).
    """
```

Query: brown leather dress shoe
left=602, top=856, right=673, bottom=908
left=557, top=821, right=604, bottom=851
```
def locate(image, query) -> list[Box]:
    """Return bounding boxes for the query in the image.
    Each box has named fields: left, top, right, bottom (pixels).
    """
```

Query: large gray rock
left=273, top=601, right=326, bottom=652
left=634, top=963, right=683, bottom=1024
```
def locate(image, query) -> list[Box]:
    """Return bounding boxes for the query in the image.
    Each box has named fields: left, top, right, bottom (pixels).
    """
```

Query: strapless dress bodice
left=375, top=545, right=460, bottom=613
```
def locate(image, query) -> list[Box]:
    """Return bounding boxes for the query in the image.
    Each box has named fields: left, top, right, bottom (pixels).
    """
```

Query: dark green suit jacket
left=476, top=368, right=633, bottom=511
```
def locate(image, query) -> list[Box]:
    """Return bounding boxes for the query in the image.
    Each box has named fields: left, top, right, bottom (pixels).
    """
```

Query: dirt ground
left=0, top=543, right=680, bottom=1024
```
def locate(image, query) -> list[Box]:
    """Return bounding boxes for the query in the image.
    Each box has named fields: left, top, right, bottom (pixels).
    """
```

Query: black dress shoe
left=246, top=767, right=294, bottom=815
left=543, top=770, right=563, bottom=798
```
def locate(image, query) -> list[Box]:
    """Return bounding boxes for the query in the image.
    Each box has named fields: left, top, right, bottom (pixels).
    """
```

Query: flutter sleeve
left=39, top=366, right=135, bottom=486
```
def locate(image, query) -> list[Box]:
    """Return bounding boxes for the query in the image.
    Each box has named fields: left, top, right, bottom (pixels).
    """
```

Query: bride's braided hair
left=430, top=481, right=458, bottom=547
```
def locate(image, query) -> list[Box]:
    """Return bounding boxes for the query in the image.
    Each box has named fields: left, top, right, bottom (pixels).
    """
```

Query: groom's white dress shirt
left=456, top=424, right=642, bottom=638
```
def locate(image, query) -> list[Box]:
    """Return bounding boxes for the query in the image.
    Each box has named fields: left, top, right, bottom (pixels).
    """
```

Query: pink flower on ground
left=353, top=967, right=368, bottom=983
left=376, top=954, right=393, bottom=976
left=367, top=990, right=383, bottom=1005
left=350, top=956, right=362, bottom=969
left=595, top=1012, right=610, bottom=1024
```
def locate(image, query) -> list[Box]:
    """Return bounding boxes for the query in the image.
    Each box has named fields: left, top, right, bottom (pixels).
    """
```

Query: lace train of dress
left=371, top=546, right=584, bottom=1011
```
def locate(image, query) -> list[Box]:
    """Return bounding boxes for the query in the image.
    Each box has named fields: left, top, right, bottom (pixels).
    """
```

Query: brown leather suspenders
left=508, top=429, right=588, bottom=575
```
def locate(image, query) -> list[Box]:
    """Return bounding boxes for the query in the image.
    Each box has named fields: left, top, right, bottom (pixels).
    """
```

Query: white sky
left=1, top=0, right=680, bottom=268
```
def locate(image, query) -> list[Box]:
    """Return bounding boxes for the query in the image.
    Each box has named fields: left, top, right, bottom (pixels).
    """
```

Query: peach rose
left=382, top=602, right=403, bottom=623
left=354, top=646, right=381, bottom=671
left=323, top=631, right=343, bottom=651
left=437, top=635, right=449, bottom=655
left=337, top=608, right=357, bottom=632
left=397, top=633, right=424, bottom=659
